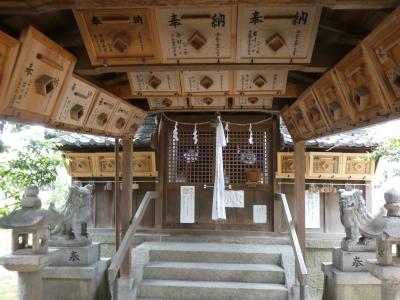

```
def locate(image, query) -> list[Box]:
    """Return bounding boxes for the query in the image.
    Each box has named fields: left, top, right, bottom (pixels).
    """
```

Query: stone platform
left=49, top=243, right=100, bottom=267
left=322, top=262, right=381, bottom=300
left=332, top=247, right=376, bottom=272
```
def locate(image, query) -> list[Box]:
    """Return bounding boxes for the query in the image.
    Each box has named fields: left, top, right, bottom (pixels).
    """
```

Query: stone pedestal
left=42, top=243, right=110, bottom=300
left=322, top=262, right=381, bottom=300
left=367, top=259, right=400, bottom=300
left=332, top=247, right=376, bottom=272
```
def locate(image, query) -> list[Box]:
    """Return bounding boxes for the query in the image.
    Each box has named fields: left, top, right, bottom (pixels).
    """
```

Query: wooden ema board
left=281, top=108, right=302, bottom=142
left=128, top=71, right=181, bottom=96
left=74, top=8, right=161, bottom=65
left=233, top=70, right=287, bottom=95
left=148, top=97, right=188, bottom=110
left=157, top=6, right=236, bottom=63
left=312, top=69, right=355, bottom=130
left=64, top=152, right=97, bottom=177
left=84, top=90, right=119, bottom=134
left=276, top=152, right=308, bottom=179
left=105, top=100, right=136, bottom=136
left=95, top=152, right=157, bottom=177
left=189, top=95, right=227, bottom=109
left=51, top=74, right=98, bottom=130
left=0, top=32, right=19, bottom=109
left=343, top=153, right=375, bottom=180
left=236, top=6, right=321, bottom=63
left=362, top=8, right=400, bottom=112
left=276, top=152, right=374, bottom=180
left=298, top=88, right=331, bottom=137
left=288, top=98, right=314, bottom=140
left=2, top=26, right=76, bottom=122
left=232, top=96, right=272, bottom=109
left=308, top=152, right=342, bottom=179
left=334, top=44, right=391, bottom=122
left=124, top=108, right=147, bottom=137
left=181, top=70, right=232, bottom=95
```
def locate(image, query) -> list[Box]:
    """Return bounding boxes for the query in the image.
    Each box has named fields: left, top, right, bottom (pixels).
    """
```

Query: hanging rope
left=248, top=123, right=253, bottom=145
left=161, top=113, right=272, bottom=127
left=173, top=121, right=179, bottom=142
left=225, top=122, right=229, bottom=144
left=193, top=124, right=198, bottom=145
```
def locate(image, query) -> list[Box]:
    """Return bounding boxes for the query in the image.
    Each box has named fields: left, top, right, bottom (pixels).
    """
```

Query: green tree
left=0, top=139, right=65, bottom=215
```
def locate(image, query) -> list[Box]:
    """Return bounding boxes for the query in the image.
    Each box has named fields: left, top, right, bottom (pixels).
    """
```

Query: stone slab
left=366, top=259, right=400, bottom=282
left=49, top=243, right=99, bottom=267
left=332, top=247, right=376, bottom=272
left=42, top=258, right=110, bottom=300
left=0, top=248, right=60, bottom=272
left=321, top=262, right=381, bottom=300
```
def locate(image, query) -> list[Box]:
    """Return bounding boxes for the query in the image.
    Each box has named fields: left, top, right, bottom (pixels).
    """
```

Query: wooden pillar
left=154, top=118, right=164, bottom=230
left=294, top=141, right=306, bottom=256
left=120, top=138, right=133, bottom=277
left=114, top=138, right=121, bottom=252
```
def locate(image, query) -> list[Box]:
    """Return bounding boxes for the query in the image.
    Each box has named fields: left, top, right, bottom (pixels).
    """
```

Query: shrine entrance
left=161, top=113, right=275, bottom=231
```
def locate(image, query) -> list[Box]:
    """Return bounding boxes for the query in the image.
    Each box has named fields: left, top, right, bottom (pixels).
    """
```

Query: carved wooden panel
left=148, top=97, right=188, bottom=110
left=232, top=96, right=272, bottom=109
left=64, top=153, right=97, bottom=177
left=123, top=107, right=147, bottom=137
left=128, top=71, right=181, bottom=96
left=2, top=26, right=76, bottom=122
left=312, top=70, right=355, bottom=130
left=0, top=31, right=19, bottom=112
left=334, top=45, right=390, bottom=122
left=181, top=71, right=232, bottom=95
left=74, top=8, right=161, bottom=65
left=281, top=108, right=302, bottom=142
left=189, top=95, right=227, bottom=109
left=298, top=88, right=331, bottom=137
left=95, top=152, right=157, bottom=177
left=290, top=100, right=313, bottom=140
left=51, top=74, right=98, bottom=130
left=309, top=152, right=342, bottom=179
left=84, top=90, right=119, bottom=133
left=105, top=100, right=137, bottom=137
left=276, top=152, right=308, bottom=178
left=157, top=7, right=236, bottom=63
left=236, top=6, right=321, bottom=63
left=233, top=70, right=287, bottom=95
left=363, top=8, right=400, bottom=112
left=342, top=153, right=375, bottom=180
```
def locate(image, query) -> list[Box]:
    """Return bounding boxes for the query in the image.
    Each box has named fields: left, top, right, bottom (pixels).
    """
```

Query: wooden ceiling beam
left=0, top=0, right=399, bottom=14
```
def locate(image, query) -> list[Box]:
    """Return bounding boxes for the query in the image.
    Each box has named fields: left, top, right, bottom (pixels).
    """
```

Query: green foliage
left=370, top=138, right=400, bottom=162
left=0, top=139, right=65, bottom=215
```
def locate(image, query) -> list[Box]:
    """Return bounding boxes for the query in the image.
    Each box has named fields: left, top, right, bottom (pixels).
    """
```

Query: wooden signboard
left=181, top=71, right=232, bottom=95
left=51, top=74, right=98, bottom=130
left=0, top=31, right=20, bottom=111
left=148, top=97, right=188, bottom=110
left=74, top=8, right=161, bottom=65
left=281, top=108, right=302, bottom=142
left=64, top=153, right=97, bottom=177
left=232, top=96, right=272, bottom=109
left=128, top=71, right=181, bottom=96
left=105, top=100, right=136, bottom=137
left=290, top=100, right=314, bottom=140
left=297, top=88, right=331, bottom=138
left=2, top=26, right=76, bottom=122
left=84, top=90, right=119, bottom=133
left=236, top=6, right=321, bottom=63
left=342, top=153, right=375, bottom=180
left=334, top=45, right=390, bottom=122
left=157, top=6, right=236, bottom=63
left=277, top=152, right=296, bottom=178
left=123, top=108, right=147, bottom=137
left=233, top=70, right=287, bottom=95
left=95, top=152, right=157, bottom=177
left=312, top=70, right=355, bottom=130
left=189, top=95, right=227, bottom=109
left=362, top=8, right=400, bottom=112
left=309, top=152, right=342, bottom=179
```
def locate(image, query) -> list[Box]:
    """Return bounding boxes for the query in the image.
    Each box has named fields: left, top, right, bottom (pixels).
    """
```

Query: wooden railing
left=275, top=192, right=308, bottom=300
left=108, top=191, right=158, bottom=300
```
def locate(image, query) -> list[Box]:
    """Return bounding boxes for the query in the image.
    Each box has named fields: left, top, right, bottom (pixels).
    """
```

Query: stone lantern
left=361, top=187, right=400, bottom=300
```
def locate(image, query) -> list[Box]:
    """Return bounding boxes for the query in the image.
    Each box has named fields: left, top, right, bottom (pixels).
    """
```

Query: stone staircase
left=124, top=241, right=294, bottom=300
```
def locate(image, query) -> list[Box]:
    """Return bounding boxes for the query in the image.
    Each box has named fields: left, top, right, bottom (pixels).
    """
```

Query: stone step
left=143, top=261, right=285, bottom=284
left=146, top=242, right=283, bottom=265
left=137, top=279, right=288, bottom=300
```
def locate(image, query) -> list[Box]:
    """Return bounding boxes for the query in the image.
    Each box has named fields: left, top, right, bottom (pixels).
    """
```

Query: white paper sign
left=225, top=190, right=245, bottom=208
left=253, top=205, right=267, bottom=224
left=180, top=186, right=195, bottom=223
left=305, top=191, right=320, bottom=229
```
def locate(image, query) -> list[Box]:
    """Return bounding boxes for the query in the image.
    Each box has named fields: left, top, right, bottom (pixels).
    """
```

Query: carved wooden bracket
left=96, top=112, right=108, bottom=126
left=112, top=33, right=130, bottom=53
left=148, top=75, right=162, bottom=89
left=266, top=32, right=286, bottom=52
left=70, top=104, right=84, bottom=121
left=200, top=76, right=213, bottom=89
left=253, top=75, right=267, bottom=88
left=188, top=31, right=207, bottom=50
left=35, top=74, right=55, bottom=96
